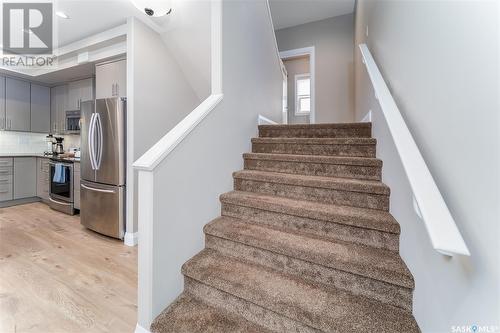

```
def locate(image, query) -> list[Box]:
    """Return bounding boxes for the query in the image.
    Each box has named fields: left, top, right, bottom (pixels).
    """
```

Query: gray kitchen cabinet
left=0, top=158, right=13, bottom=202
left=36, top=157, right=50, bottom=201
left=74, top=162, right=80, bottom=210
left=6, top=78, right=31, bottom=132
left=13, top=157, right=36, bottom=199
left=31, top=84, right=51, bottom=133
left=0, top=77, right=5, bottom=130
left=51, top=85, right=67, bottom=134
left=67, top=78, right=94, bottom=110
left=95, top=59, right=126, bottom=99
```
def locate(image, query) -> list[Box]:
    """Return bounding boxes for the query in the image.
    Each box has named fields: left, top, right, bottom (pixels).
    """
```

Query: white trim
left=362, top=110, right=372, bottom=123
left=126, top=17, right=135, bottom=257
left=279, top=46, right=316, bottom=123
left=265, top=0, right=287, bottom=124
left=137, top=171, right=154, bottom=328
left=124, top=232, right=138, bottom=247
left=359, top=43, right=470, bottom=257
left=55, top=24, right=127, bottom=58
left=134, top=323, right=151, bottom=333
left=1, top=25, right=127, bottom=78
left=258, top=115, right=278, bottom=126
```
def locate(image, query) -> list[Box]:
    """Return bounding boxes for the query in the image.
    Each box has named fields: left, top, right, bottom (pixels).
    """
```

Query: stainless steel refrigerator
left=80, top=98, right=126, bottom=239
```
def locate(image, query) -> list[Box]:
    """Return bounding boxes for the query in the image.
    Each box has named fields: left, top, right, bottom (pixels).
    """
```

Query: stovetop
left=50, top=156, right=80, bottom=163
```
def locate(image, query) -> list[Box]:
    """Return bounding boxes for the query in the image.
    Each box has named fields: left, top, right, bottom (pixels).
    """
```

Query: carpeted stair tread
left=259, top=122, right=372, bottom=138
left=204, top=217, right=413, bottom=289
left=220, top=190, right=399, bottom=234
left=182, top=249, right=419, bottom=333
left=233, top=169, right=390, bottom=195
left=243, top=153, right=382, bottom=166
left=252, top=137, right=376, bottom=145
left=252, top=137, right=377, bottom=157
left=243, top=153, right=382, bottom=180
left=150, top=292, right=272, bottom=333
left=259, top=122, right=372, bottom=130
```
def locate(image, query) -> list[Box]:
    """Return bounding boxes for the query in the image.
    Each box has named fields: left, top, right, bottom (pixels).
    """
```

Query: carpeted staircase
left=151, top=123, right=420, bottom=333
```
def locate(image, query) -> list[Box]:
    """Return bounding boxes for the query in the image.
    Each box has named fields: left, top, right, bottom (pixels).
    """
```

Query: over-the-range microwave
left=65, top=110, right=81, bottom=133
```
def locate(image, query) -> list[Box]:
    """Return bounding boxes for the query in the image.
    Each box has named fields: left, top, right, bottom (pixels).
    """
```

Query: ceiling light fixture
left=130, top=0, right=172, bottom=17
left=56, top=11, right=70, bottom=19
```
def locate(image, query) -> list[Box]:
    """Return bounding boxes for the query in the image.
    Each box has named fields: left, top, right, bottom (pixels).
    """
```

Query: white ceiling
left=269, top=0, right=355, bottom=30
left=54, top=0, right=140, bottom=47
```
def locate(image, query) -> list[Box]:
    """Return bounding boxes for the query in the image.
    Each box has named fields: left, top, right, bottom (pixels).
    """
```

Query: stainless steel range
left=48, top=159, right=74, bottom=215
left=80, top=98, right=126, bottom=239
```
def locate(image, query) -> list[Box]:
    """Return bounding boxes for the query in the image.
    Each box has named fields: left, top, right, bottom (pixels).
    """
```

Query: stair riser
left=252, top=142, right=376, bottom=157
left=259, top=127, right=371, bottom=138
left=234, top=179, right=390, bottom=211
left=221, top=202, right=399, bottom=251
left=206, top=235, right=412, bottom=311
left=244, top=158, right=382, bottom=180
left=184, top=277, right=320, bottom=333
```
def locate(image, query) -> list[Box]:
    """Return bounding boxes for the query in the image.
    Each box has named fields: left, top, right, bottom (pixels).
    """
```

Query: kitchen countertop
left=0, top=153, right=80, bottom=162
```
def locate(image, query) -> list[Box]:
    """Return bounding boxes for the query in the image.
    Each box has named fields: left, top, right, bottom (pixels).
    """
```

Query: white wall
left=275, top=14, right=355, bottom=123
left=149, top=0, right=282, bottom=322
left=127, top=17, right=200, bottom=235
left=160, top=0, right=212, bottom=101
left=283, top=56, right=310, bottom=124
left=355, top=1, right=500, bottom=331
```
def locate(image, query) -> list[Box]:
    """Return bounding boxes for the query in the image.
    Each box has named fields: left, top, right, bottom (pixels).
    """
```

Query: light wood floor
left=0, top=203, right=137, bottom=333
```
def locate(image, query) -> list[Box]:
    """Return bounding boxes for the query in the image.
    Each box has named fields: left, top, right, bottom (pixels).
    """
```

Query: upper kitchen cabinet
left=0, top=77, right=5, bottom=130
left=95, top=59, right=126, bottom=99
left=51, top=85, right=67, bottom=134
left=6, top=78, right=30, bottom=132
left=68, top=78, right=94, bottom=110
left=30, top=84, right=51, bottom=133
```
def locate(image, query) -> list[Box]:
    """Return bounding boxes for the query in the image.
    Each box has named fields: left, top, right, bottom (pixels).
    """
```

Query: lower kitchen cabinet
left=74, top=162, right=80, bottom=210
left=0, top=158, right=13, bottom=202
left=13, top=157, right=37, bottom=199
left=36, top=157, right=50, bottom=201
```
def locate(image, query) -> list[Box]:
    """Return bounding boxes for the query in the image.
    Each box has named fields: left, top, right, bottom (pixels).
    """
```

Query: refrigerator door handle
left=81, top=184, right=116, bottom=194
left=88, top=113, right=97, bottom=170
left=95, top=112, right=103, bottom=170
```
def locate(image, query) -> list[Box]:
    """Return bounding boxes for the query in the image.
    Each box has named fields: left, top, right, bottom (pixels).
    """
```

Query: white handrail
left=359, top=44, right=470, bottom=257
left=265, top=0, right=285, bottom=80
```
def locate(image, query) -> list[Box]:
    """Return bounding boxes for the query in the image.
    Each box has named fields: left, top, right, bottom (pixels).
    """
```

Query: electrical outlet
left=365, top=26, right=369, bottom=37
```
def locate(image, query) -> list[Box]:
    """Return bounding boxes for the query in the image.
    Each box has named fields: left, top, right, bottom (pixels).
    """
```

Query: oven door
left=49, top=161, right=73, bottom=202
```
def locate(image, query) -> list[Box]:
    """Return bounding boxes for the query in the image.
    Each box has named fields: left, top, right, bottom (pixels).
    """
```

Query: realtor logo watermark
left=1, top=2, right=56, bottom=68
left=451, top=325, right=500, bottom=333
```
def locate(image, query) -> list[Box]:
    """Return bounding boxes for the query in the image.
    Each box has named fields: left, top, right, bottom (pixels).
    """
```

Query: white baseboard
left=124, top=232, right=138, bottom=246
left=361, top=110, right=372, bottom=123
left=135, top=323, right=150, bottom=333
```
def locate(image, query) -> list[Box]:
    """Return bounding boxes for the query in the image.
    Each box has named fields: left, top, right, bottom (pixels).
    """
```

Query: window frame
left=294, top=73, right=311, bottom=116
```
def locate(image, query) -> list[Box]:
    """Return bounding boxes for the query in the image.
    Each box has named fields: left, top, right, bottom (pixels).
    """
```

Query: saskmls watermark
left=451, top=325, right=500, bottom=333
left=1, top=2, right=56, bottom=69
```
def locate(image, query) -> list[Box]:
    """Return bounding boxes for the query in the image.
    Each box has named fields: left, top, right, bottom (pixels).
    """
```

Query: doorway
left=280, top=46, right=316, bottom=124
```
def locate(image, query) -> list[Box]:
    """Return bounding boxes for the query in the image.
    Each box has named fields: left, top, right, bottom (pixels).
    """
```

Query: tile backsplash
left=0, top=131, right=81, bottom=154
left=0, top=131, right=48, bottom=153
left=63, top=135, right=81, bottom=150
